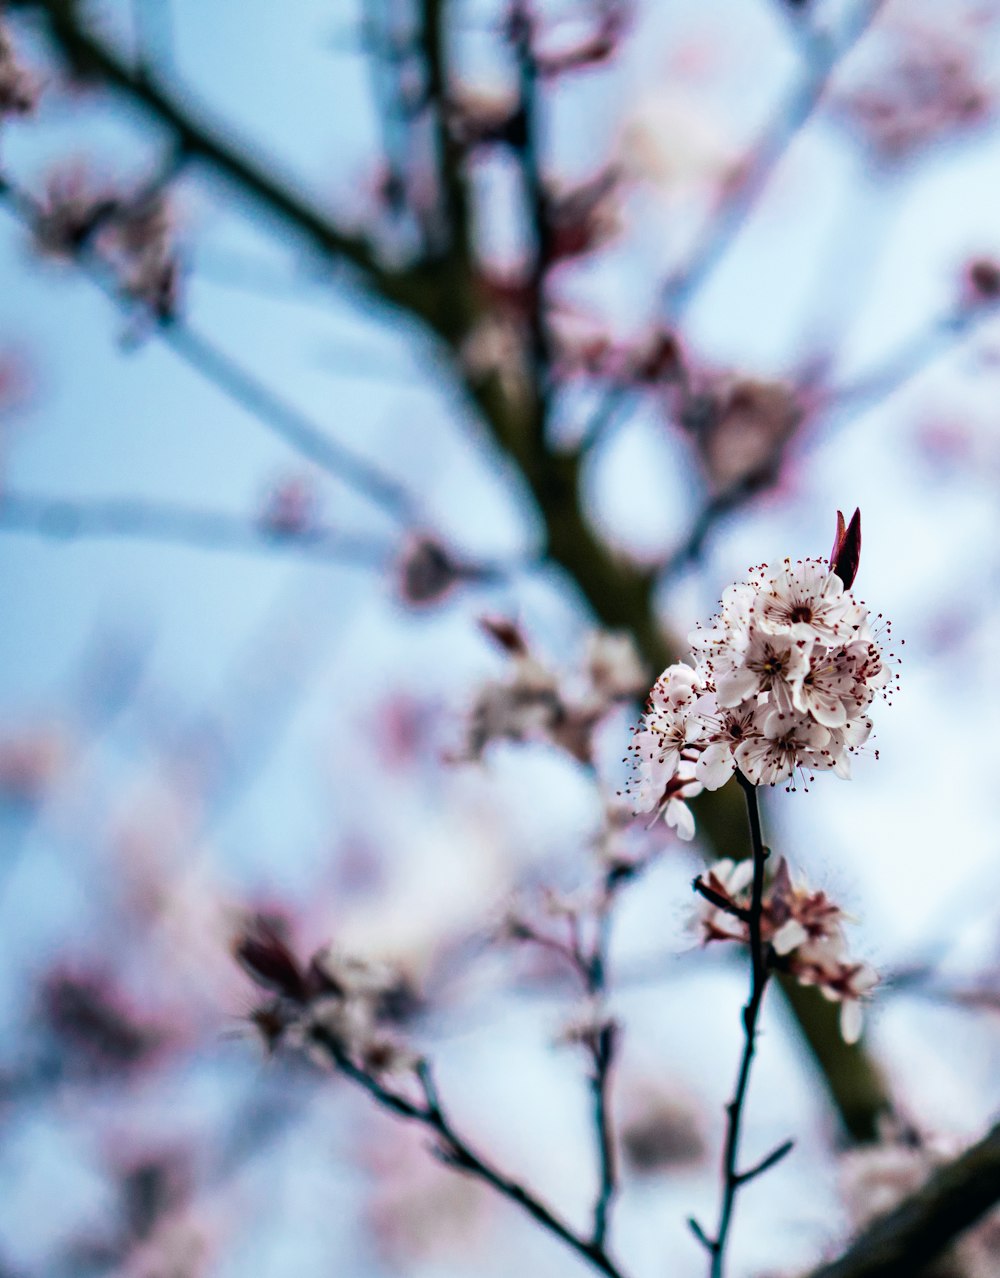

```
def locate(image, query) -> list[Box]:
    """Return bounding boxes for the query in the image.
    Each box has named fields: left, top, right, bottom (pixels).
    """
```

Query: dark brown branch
left=309, top=1029, right=628, bottom=1278
left=692, top=877, right=751, bottom=923
left=18, top=0, right=418, bottom=302
left=806, top=1121, right=1000, bottom=1278
left=418, top=0, right=472, bottom=262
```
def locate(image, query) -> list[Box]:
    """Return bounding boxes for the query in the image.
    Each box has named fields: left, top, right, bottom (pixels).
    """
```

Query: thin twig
left=578, top=0, right=887, bottom=459
left=692, top=877, right=751, bottom=923
left=698, top=774, right=780, bottom=1278
left=309, top=1028, right=628, bottom=1278
left=586, top=896, right=618, bottom=1250
left=0, top=174, right=418, bottom=524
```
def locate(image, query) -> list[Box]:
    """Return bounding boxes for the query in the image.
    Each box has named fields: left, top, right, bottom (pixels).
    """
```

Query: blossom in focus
left=628, top=512, right=898, bottom=835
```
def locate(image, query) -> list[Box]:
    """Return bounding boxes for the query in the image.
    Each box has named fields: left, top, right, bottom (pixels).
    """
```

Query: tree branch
left=0, top=174, right=419, bottom=524
left=0, top=491, right=392, bottom=566
left=19, top=0, right=426, bottom=304
left=309, top=1030, right=628, bottom=1278
left=806, top=1121, right=1000, bottom=1278
left=663, top=0, right=888, bottom=318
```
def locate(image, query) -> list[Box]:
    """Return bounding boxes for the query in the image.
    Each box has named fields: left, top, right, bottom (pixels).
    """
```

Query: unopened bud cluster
left=628, top=535, right=897, bottom=839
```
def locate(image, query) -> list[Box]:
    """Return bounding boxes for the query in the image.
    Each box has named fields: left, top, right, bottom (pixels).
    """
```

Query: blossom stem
left=587, top=898, right=618, bottom=1250
left=706, top=773, right=773, bottom=1278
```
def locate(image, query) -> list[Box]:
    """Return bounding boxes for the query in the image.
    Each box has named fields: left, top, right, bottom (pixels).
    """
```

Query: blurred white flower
left=618, top=87, right=739, bottom=195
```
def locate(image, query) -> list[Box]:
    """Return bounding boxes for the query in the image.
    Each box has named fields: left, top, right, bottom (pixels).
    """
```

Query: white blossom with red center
left=629, top=538, right=898, bottom=829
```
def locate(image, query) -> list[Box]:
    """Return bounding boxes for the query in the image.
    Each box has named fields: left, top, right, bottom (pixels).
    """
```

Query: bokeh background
left=2, top=0, right=1000, bottom=1275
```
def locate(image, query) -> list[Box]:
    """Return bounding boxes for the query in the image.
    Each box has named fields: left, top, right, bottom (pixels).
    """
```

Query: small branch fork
left=509, top=868, right=625, bottom=1253
left=309, top=1026, right=628, bottom=1278
left=0, top=173, right=419, bottom=528
left=690, top=773, right=793, bottom=1278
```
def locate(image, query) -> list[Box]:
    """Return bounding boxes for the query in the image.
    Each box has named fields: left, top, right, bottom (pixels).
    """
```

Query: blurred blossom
left=258, top=474, right=320, bottom=537
left=544, top=170, right=622, bottom=263
left=461, top=313, right=532, bottom=402
left=679, top=375, right=803, bottom=495
left=39, top=969, right=169, bottom=1077
left=33, top=164, right=120, bottom=259
left=457, top=622, right=646, bottom=764
left=619, top=1081, right=706, bottom=1175
left=396, top=533, right=465, bottom=606
left=0, top=345, right=33, bottom=418
left=32, top=167, right=181, bottom=321
left=235, top=917, right=418, bottom=1076
left=0, top=723, right=70, bottom=805
left=835, top=14, right=995, bottom=164
left=363, top=1122, right=490, bottom=1264
left=618, top=86, right=739, bottom=197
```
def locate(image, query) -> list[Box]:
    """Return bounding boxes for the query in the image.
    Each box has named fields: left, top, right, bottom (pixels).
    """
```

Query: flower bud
left=829, top=507, right=862, bottom=589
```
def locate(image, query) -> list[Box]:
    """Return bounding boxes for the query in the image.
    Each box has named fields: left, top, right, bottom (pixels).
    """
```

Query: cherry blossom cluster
left=627, top=530, right=897, bottom=838
left=694, top=857, right=878, bottom=1043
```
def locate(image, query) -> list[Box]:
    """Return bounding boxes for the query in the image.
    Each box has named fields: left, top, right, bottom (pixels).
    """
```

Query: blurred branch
left=509, top=4, right=554, bottom=423
left=161, top=322, right=417, bottom=521
left=130, top=0, right=173, bottom=75
left=310, top=1030, right=628, bottom=1278
left=0, top=175, right=419, bottom=523
left=653, top=292, right=1000, bottom=586
left=578, top=0, right=886, bottom=456
left=418, top=0, right=472, bottom=262
left=806, top=1120, right=1000, bottom=1278
left=825, top=302, right=1000, bottom=420
left=662, top=0, right=887, bottom=318
left=0, top=491, right=392, bottom=566
left=17, top=0, right=440, bottom=313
